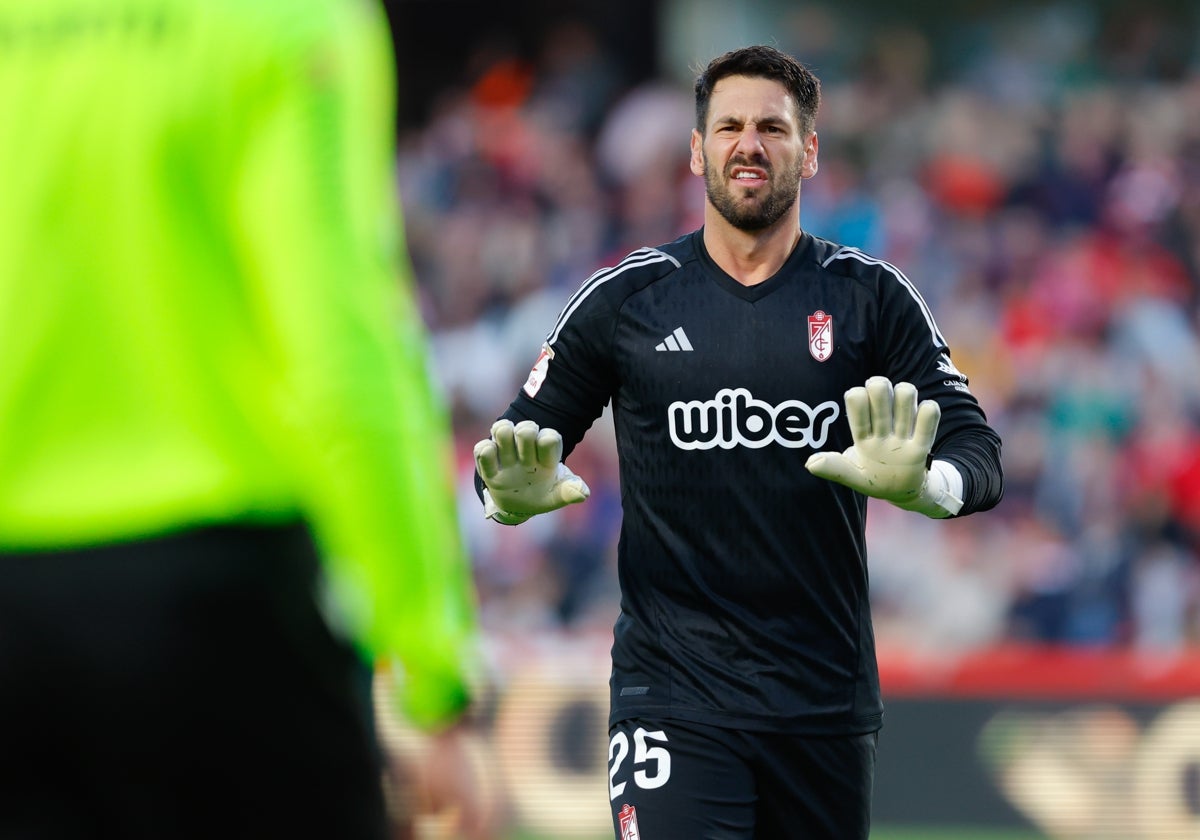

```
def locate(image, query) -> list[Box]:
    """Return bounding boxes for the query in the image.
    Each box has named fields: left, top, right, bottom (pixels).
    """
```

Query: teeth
left=735, top=172, right=759, bottom=179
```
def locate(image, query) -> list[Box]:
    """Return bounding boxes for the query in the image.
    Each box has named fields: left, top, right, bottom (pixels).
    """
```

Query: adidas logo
left=656, top=327, right=693, bottom=352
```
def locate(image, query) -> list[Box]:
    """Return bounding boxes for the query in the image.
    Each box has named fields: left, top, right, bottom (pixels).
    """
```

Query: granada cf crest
left=618, top=804, right=641, bottom=840
left=808, top=310, right=833, bottom=362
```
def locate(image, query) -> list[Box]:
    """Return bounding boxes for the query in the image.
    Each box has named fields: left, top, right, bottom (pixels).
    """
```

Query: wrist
left=481, top=488, right=531, bottom=525
left=896, top=459, right=964, bottom=518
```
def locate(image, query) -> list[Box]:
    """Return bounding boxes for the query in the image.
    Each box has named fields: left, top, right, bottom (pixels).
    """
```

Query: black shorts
left=607, top=716, right=877, bottom=840
left=0, top=523, right=389, bottom=840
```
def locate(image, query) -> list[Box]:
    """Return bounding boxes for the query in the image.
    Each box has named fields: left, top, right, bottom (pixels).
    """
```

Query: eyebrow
left=712, top=114, right=792, bottom=129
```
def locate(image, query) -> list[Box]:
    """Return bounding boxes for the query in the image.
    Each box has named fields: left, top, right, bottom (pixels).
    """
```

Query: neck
left=701, top=206, right=802, bottom=286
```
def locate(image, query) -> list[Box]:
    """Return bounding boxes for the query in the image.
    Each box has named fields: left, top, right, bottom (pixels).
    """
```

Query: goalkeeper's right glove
left=473, top=419, right=590, bottom=525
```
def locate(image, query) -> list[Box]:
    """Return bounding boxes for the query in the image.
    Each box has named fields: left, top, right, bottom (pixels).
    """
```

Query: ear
left=801, top=131, right=819, bottom=179
left=689, top=128, right=705, bottom=177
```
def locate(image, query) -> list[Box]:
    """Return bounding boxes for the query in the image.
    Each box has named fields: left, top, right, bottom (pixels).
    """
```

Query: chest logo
left=808, top=310, right=833, bottom=362
left=668, top=388, right=840, bottom=450
left=656, top=326, right=693, bottom=352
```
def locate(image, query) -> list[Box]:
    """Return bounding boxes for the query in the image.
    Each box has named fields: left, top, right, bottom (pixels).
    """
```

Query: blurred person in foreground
left=0, top=1, right=489, bottom=837
left=473, top=45, right=1003, bottom=838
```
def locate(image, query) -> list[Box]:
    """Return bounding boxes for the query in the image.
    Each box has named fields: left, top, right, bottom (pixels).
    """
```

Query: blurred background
left=379, top=1, right=1200, bottom=837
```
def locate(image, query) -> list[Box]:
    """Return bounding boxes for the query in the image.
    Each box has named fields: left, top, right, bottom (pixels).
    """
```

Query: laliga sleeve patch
left=522, top=343, right=553, bottom=397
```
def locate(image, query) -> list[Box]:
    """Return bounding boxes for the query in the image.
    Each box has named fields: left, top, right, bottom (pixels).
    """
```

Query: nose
left=734, top=126, right=766, bottom=158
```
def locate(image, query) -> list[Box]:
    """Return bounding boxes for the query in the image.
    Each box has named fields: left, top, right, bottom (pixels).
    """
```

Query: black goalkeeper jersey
left=491, top=228, right=1003, bottom=735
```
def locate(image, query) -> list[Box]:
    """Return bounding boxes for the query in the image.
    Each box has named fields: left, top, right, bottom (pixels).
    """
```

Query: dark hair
left=694, top=45, right=821, bottom=135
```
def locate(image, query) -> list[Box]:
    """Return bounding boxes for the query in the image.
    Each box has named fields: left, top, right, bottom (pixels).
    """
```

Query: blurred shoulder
left=194, top=0, right=387, bottom=54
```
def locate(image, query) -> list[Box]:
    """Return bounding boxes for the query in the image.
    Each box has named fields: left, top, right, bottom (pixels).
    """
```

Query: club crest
left=808, top=310, right=833, bottom=362
left=618, top=803, right=641, bottom=840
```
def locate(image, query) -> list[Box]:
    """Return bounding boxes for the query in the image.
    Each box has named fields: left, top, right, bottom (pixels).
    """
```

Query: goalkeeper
left=0, top=1, right=484, bottom=837
left=473, top=45, right=1003, bottom=840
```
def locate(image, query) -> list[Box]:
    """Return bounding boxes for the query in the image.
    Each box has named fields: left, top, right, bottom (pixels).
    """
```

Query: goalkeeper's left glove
left=805, top=376, right=963, bottom=518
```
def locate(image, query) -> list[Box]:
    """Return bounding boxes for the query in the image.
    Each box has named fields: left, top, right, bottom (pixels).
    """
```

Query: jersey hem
left=609, top=704, right=883, bottom=736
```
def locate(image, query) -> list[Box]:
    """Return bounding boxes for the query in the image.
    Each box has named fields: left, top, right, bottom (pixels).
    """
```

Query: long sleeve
left=232, top=2, right=477, bottom=729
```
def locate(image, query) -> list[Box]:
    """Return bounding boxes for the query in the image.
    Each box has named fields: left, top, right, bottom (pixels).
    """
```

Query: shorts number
left=608, top=727, right=671, bottom=800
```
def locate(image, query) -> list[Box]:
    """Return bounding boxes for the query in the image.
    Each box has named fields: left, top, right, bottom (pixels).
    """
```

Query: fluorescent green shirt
left=0, top=0, right=475, bottom=728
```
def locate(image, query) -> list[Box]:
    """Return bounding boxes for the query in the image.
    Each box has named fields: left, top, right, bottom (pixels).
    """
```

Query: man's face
left=690, top=74, right=818, bottom=232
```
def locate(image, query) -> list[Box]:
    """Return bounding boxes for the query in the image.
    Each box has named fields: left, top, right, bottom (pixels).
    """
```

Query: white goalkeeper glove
left=473, top=419, right=590, bottom=525
left=805, top=376, right=963, bottom=518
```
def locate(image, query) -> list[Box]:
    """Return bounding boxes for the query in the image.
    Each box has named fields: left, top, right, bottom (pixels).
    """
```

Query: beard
left=704, top=152, right=802, bottom=232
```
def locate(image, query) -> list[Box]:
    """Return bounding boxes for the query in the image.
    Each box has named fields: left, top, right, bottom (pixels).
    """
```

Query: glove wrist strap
left=896, top=459, right=964, bottom=518
left=481, top=489, right=532, bottom=526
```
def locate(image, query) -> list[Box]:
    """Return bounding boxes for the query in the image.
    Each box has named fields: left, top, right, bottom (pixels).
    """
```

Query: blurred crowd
left=395, top=3, right=1200, bottom=655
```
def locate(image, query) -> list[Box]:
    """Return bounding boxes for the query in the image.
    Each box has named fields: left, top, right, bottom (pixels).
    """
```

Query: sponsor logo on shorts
left=619, top=803, right=641, bottom=840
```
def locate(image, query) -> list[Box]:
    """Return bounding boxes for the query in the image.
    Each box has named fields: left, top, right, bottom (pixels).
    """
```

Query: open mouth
left=730, top=166, right=768, bottom=186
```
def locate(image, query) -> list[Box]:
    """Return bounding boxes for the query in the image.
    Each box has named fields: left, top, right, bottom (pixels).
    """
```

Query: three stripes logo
left=656, top=326, right=693, bottom=352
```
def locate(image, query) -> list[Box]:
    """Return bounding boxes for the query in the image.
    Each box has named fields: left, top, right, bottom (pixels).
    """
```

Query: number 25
left=608, top=727, right=671, bottom=800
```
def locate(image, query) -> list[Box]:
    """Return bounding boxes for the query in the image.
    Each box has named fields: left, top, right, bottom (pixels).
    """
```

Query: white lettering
left=668, top=388, right=839, bottom=450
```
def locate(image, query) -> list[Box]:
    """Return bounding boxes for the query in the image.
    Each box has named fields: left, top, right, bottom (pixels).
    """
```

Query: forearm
left=933, top=429, right=1004, bottom=515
